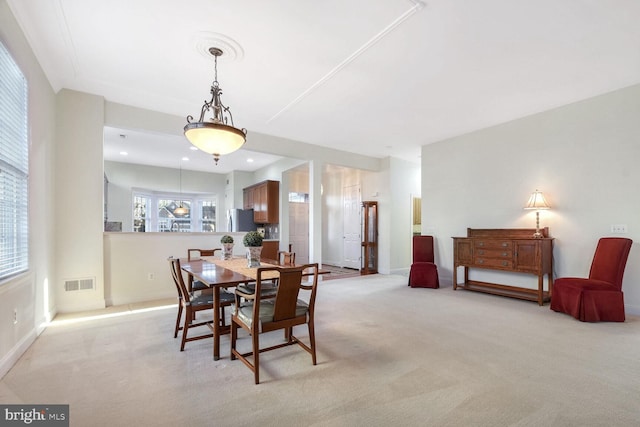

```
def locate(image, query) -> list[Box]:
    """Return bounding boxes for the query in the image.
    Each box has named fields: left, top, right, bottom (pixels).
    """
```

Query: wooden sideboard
left=452, top=228, right=553, bottom=305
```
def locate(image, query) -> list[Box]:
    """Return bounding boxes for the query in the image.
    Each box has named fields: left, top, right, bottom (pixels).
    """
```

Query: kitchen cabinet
left=243, top=180, right=279, bottom=224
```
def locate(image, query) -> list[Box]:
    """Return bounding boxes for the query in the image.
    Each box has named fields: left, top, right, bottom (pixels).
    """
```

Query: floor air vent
left=64, top=277, right=95, bottom=292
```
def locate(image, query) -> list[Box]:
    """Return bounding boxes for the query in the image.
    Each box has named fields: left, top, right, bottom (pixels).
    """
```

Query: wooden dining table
left=180, top=258, right=253, bottom=360
left=180, top=257, right=328, bottom=361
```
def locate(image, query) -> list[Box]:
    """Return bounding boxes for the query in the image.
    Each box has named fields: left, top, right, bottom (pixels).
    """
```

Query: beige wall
left=0, top=0, right=56, bottom=378
left=422, top=83, right=640, bottom=314
left=104, top=232, right=250, bottom=306
left=54, top=90, right=106, bottom=312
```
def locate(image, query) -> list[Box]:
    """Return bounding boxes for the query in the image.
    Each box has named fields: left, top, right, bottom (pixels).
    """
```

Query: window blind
left=0, top=42, right=29, bottom=280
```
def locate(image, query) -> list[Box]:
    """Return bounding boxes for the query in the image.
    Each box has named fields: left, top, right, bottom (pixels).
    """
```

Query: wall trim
left=0, top=328, right=36, bottom=380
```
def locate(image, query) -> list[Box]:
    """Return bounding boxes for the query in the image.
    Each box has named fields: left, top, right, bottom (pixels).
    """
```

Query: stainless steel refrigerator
left=227, top=209, right=257, bottom=232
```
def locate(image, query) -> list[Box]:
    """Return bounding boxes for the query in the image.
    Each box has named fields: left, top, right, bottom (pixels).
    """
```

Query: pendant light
left=184, top=47, right=247, bottom=165
left=174, top=163, right=189, bottom=216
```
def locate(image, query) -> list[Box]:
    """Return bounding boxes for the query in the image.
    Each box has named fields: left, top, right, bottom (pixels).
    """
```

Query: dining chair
left=277, top=250, right=296, bottom=265
left=187, top=248, right=221, bottom=291
left=187, top=248, right=221, bottom=261
left=551, top=237, right=632, bottom=322
left=169, top=257, right=235, bottom=350
left=230, top=264, right=319, bottom=384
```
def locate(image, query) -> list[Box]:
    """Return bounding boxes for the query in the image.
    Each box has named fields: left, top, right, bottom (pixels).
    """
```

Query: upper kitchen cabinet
left=243, top=180, right=280, bottom=224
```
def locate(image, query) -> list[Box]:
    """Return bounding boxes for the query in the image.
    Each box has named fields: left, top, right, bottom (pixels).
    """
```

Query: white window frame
left=131, top=190, right=217, bottom=232
left=0, top=41, right=29, bottom=281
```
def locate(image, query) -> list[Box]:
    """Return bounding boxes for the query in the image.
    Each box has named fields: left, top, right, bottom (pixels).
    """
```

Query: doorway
left=289, top=200, right=309, bottom=263
left=343, top=184, right=361, bottom=269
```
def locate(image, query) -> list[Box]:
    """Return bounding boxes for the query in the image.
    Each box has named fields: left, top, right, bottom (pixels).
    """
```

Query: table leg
left=453, top=265, right=458, bottom=290
left=538, top=275, right=544, bottom=306
left=213, top=286, right=220, bottom=360
left=187, top=273, right=194, bottom=293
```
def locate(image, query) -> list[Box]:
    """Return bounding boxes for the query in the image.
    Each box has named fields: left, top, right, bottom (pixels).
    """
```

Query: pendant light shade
left=184, top=47, right=247, bottom=165
left=184, top=122, right=246, bottom=156
left=174, top=205, right=189, bottom=216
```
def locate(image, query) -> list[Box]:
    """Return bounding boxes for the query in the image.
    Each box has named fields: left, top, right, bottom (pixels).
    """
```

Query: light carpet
left=1, top=274, right=639, bottom=426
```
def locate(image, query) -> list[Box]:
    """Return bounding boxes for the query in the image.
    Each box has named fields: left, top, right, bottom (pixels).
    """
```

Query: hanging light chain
left=213, top=50, right=218, bottom=83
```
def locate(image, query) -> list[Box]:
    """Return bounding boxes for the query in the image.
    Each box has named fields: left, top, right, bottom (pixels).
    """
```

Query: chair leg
left=308, top=321, right=317, bottom=365
left=180, top=308, right=191, bottom=351
left=174, top=303, right=183, bottom=338
left=252, top=331, right=260, bottom=384
left=230, top=320, right=237, bottom=360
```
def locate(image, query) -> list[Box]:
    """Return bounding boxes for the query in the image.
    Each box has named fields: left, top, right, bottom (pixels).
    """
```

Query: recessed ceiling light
left=182, top=157, right=189, bottom=161
left=120, top=151, right=128, bottom=156
left=247, top=158, right=254, bottom=163
left=189, top=146, right=198, bottom=151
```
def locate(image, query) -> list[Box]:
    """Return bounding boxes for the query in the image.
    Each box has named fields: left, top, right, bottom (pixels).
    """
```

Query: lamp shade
left=184, top=122, right=246, bottom=156
left=174, top=205, right=189, bottom=216
left=524, top=190, right=550, bottom=210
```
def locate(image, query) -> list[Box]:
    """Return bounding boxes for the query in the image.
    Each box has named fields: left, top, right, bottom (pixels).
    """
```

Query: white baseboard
left=390, top=267, right=410, bottom=276
left=0, top=328, right=37, bottom=380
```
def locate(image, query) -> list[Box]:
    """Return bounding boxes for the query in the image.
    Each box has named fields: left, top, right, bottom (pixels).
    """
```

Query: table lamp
left=524, top=189, right=550, bottom=238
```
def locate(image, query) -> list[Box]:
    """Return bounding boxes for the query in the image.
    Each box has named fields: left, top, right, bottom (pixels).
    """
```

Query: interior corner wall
left=54, top=89, right=106, bottom=312
left=388, top=158, right=420, bottom=274
left=422, top=84, right=640, bottom=314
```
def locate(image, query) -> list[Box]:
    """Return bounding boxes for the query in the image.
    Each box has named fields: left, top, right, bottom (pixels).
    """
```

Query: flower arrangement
left=243, top=230, right=264, bottom=247
left=220, top=235, right=234, bottom=244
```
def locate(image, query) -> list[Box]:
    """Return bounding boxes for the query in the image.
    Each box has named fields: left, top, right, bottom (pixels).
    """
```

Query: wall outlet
left=611, top=224, right=628, bottom=233
left=13, top=309, right=17, bottom=325
left=147, top=273, right=154, bottom=280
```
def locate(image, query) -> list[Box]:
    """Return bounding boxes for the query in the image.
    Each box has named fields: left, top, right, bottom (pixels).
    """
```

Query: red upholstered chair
left=408, top=235, right=439, bottom=288
left=551, top=237, right=632, bottom=322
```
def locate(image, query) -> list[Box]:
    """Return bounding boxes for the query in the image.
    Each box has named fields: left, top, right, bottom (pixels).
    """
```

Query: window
left=132, top=191, right=216, bottom=232
left=0, top=42, right=29, bottom=280
left=133, top=195, right=150, bottom=232
left=199, top=200, right=216, bottom=232
left=158, top=198, right=191, bottom=232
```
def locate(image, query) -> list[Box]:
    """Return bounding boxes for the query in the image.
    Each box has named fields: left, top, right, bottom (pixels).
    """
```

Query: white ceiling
left=8, top=0, right=640, bottom=173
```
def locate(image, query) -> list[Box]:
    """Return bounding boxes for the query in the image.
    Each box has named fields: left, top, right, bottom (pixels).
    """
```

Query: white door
left=343, top=184, right=361, bottom=269
left=289, top=202, right=309, bottom=263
